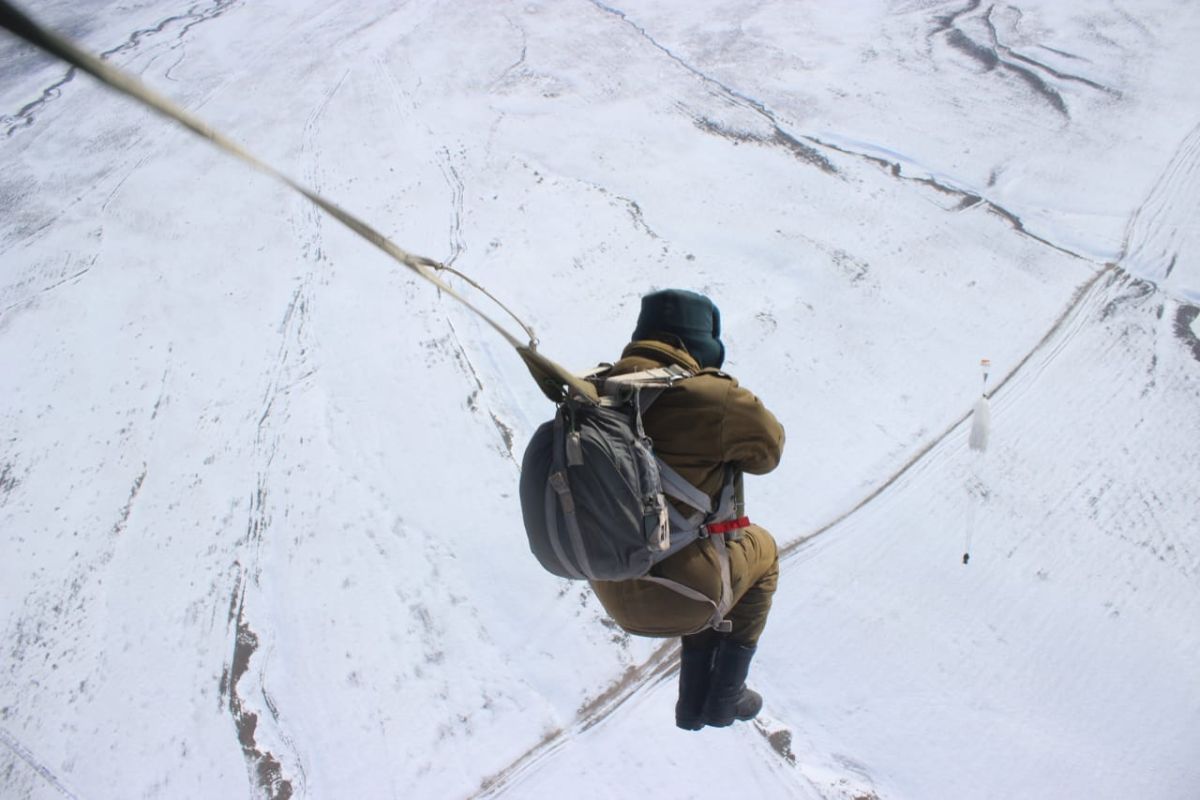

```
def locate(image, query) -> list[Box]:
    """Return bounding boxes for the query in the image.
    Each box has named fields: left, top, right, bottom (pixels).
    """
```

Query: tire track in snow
left=438, top=146, right=468, bottom=267
left=213, top=67, right=345, bottom=800
left=217, top=291, right=308, bottom=799
left=447, top=317, right=520, bottom=465
left=220, top=409, right=296, bottom=799
left=473, top=640, right=677, bottom=798
left=963, top=269, right=1199, bottom=576
left=568, top=172, right=664, bottom=243
left=1116, top=120, right=1200, bottom=363
left=487, top=14, right=529, bottom=94
left=380, top=67, right=521, bottom=465
left=0, top=726, right=81, bottom=799
left=1119, top=121, right=1200, bottom=301
left=0, top=255, right=96, bottom=321
left=747, top=714, right=860, bottom=799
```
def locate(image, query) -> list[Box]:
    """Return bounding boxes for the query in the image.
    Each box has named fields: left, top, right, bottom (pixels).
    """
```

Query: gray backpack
left=519, top=364, right=740, bottom=632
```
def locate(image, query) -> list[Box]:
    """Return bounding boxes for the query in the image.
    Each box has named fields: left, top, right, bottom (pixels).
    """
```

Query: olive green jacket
left=590, top=339, right=785, bottom=636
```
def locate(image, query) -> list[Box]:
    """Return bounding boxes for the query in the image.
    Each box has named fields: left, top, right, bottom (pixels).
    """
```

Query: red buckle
left=705, top=516, right=751, bottom=536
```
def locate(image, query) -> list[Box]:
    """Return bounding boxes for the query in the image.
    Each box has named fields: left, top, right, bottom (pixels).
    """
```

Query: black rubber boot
left=702, top=640, right=762, bottom=727
left=675, top=632, right=719, bottom=730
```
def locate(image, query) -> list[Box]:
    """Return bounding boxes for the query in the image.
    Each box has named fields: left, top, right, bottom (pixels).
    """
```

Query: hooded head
left=632, top=289, right=725, bottom=369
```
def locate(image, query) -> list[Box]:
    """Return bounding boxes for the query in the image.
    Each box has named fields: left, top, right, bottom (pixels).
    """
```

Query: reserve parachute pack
left=519, top=364, right=744, bottom=632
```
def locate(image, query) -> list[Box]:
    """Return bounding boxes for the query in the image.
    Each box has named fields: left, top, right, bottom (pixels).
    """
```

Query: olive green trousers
left=591, top=525, right=779, bottom=647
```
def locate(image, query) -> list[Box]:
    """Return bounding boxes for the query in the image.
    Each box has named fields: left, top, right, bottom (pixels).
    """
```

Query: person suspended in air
left=588, top=289, right=785, bottom=729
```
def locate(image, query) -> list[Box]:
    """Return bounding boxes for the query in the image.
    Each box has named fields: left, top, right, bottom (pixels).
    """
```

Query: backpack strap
left=640, top=465, right=744, bottom=633
left=600, top=364, right=692, bottom=389
left=638, top=532, right=735, bottom=634
left=588, top=363, right=743, bottom=633
left=656, top=459, right=713, bottom=516
left=658, top=462, right=742, bottom=536
left=598, top=364, right=691, bottom=406
left=543, top=412, right=595, bottom=579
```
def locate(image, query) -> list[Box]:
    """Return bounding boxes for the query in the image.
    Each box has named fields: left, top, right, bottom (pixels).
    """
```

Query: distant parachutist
left=963, top=358, right=991, bottom=566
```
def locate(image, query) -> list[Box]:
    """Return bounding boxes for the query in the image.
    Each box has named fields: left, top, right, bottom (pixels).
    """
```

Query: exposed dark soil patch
left=766, top=728, right=797, bottom=765
left=1175, top=304, right=1200, bottom=362
left=224, top=595, right=293, bottom=800
left=695, top=117, right=837, bottom=174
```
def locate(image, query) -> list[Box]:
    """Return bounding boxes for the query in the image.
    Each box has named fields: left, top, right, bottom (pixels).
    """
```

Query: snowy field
left=2, top=1, right=1198, bottom=798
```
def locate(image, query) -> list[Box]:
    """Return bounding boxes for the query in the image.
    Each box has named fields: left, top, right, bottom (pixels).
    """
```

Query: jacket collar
left=620, top=338, right=702, bottom=371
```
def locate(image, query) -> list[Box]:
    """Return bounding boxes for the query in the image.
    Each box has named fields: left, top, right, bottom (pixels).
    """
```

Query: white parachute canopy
left=968, top=358, right=992, bottom=452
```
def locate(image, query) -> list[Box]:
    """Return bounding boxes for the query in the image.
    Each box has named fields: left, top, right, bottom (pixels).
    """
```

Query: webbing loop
left=704, top=516, right=751, bottom=536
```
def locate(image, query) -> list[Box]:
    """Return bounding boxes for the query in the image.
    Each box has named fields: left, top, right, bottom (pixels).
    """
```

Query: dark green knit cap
left=632, top=289, right=725, bottom=369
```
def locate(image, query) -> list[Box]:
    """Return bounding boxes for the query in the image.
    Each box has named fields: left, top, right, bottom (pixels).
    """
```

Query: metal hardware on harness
left=548, top=471, right=574, bottom=512
left=565, top=430, right=584, bottom=466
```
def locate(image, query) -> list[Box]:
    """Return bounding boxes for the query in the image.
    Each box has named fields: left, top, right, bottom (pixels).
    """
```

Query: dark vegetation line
left=804, top=133, right=1095, bottom=262
left=586, top=0, right=838, bottom=174
left=0, top=726, right=81, bottom=800
left=3, top=0, right=238, bottom=136
left=1174, top=305, right=1200, bottom=363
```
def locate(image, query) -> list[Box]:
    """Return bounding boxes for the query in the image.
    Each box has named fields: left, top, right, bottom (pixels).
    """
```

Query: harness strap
left=544, top=477, right=583, bottom=579
left=638, top=528, right=735, bottom=634
left=639, top=575, right=733, bottom=635
left=642, top=462, right=744, bottom=633
left=709, top=532, right=735, bottom=632
left=656, top=458, right=713, bottom=515
left=546, top=414, right=592, bottom=579
left=601, top=365, right=691, bottom=389
left=666, top=505, right=706, bottom=534
left=571, top=360, right=746, bottom=634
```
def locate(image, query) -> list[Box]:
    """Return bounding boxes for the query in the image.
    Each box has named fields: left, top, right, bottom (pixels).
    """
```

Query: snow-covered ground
left=2, top=1, right=1198, bottom=798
